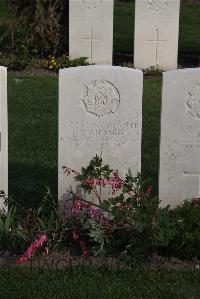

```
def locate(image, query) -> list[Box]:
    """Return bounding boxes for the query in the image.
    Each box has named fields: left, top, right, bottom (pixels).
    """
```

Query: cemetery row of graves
left=0, top=0, right=199, bottom=270
left=0, top=65, right=200, bottom=265
left=0, top=1, right=200, bottom=70
left=1, top=66, right=200, bottom=209
left=70, top=0, right=181, bottom=69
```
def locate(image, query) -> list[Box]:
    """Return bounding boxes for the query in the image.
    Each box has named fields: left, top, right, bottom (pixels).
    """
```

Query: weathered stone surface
left=0, top=67, right=8, bottom=212
left=59, top=65, right=143, bottom=208
left=69, top=0, right=113, bottom=64
left=134, top=0, right=180, bottom=70
left=159, top=68, right=200, bottom=207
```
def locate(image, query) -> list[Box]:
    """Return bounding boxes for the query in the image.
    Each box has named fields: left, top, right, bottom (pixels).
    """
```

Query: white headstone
left=159, top=68, right=200, bottom=207
left=134, top=0, right=180, bottom=70
left=59, top=65, right=143, bottom=207
left=0, top=67, right=8, bottom=211
left=69, top=0, right=113, bottom=65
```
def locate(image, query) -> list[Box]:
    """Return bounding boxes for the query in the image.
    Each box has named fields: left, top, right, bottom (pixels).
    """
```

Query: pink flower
left=192, top=199, right=200, bottom=206
left=127, top=203, right=132, bottom=209
left=72, top=200, right=82, bottom=213
left=72, top=229, right=79, bottom=240
left=83, top=250, right=89, bottom=257
left=140, top=191, right=145, bottom=198
left=108, top=178, right=121, bottom=190
left=15, top=234, right=47, bottom=265
left=146, top=185, right=153, bottom=194
left=82, top=178, right=121, bottom=190
left=16, top=255, right=28, bottom=265
left=79, top=240, right=85, bottom=248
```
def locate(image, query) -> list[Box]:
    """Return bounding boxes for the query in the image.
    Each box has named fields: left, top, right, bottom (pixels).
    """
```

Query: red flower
left=146, top=185, right=153, bottom=194
left=72, top=229, right=79, bottom=240
left=82, top=250, right=89, bottom=257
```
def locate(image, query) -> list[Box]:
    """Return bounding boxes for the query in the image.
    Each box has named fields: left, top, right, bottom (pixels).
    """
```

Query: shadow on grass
left=9, top=162, right=57, bottom=208
left=142, top=77, right=162, bottom=196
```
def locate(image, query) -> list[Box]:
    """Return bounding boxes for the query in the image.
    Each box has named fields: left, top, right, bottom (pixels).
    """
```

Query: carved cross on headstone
left=183, top=168, right=200, bottom=198
left=80, top=28, right=101, bottom=61
left=147, top=28, right=166, bottom=65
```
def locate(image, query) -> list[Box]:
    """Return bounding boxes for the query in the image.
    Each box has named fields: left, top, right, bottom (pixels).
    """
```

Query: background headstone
left=159, top=68, right=200, bottom=207
left=69, top=0, right=113, bottom=65
left=0, top=67, right=8, bottom=211
left=134, top=0, right=180, bottom=70
left=59, top=65, right=143, bottom=207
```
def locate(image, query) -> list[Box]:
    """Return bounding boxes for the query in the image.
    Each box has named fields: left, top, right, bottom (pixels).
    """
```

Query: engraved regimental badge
left=186, top=84, right=200, bottom=120
left=147, top=0, right=167, bottom=11
left=81, top=80, right=120, bottom=118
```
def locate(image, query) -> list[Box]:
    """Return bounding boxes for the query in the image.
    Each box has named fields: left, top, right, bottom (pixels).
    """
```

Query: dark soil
left=0, top=252, right=200, bottom=271
left=8, top=66, right=58, bottom=77
left=113, top=52, right=200, bottom=68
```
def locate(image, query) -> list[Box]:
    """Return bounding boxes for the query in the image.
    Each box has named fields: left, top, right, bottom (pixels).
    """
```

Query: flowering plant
left=43, top=54, right=89, bottom=72
left=1, top=155, right=200, bottom=265
left=62, top=155, right=158, bottom=260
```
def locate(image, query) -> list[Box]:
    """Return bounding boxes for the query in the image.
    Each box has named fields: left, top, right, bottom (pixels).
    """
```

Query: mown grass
left=8, top=75, right=58, bottom=207
left=8, top=74, right=160, bottom=207
left=142, top=76, right=161, bottom=194
left=179, top=3, right=200, bottom=53
left=0, top=266, right=200, bottom=299
left=114, top=1, right=135, bottom=54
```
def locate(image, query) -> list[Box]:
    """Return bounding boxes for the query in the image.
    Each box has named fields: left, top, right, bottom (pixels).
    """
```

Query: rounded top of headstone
left=0, top=66, right=7, bottom=71
left=59, top=65, right=143, bottom=75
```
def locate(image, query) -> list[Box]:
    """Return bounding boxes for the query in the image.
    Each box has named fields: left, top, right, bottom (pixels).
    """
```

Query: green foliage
left=159, top=201, right=200, bottom=259
left=143, top=66, right=163, bottom=76
left=1, top=156, right=200, bottom=264
left=0, top=206, right=27, bottom=254
left=154, top=206, right=178, bottom=248
left=9, top=44, right=31, bottom=70
left=151, top=200, right=200, bottom=260
left=71, top=155, right=158, bottom=262
left=75, top=155, right=113, bottom=195
left=6, top=0, right=67, bottom=57
left=88, top=218, right=109, bottom=256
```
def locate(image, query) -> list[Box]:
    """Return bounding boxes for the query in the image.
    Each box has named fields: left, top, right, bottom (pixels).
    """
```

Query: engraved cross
left=147, top=28, right=166, bottom=65
left=80, top=28, right=101, bottom=60
left=183, top=167, right=200, bottom=197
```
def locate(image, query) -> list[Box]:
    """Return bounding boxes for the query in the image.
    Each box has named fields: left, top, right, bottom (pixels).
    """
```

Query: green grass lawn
left=8, top=74, right=160, bottom=208
left=0, top=266, right=200, bottom=299
left=8, top=75, right=58, bottom=207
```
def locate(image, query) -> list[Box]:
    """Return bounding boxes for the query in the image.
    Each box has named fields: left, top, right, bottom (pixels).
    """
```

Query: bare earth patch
left=8, top=67, right=58, bottom=77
